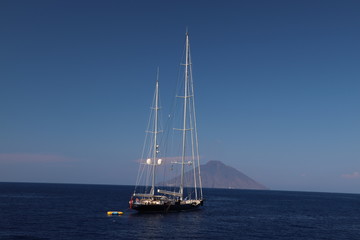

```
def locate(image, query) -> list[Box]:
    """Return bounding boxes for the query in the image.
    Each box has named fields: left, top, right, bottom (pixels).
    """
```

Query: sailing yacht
left=130, top=32, right=204, bottom=212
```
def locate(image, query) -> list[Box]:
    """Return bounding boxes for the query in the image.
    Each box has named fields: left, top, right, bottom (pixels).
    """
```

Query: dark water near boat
left=1, top=183, right=360, bottom=239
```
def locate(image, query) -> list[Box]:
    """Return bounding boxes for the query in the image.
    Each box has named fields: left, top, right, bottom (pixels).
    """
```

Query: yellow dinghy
left=107, top=211, right=123, bottom=215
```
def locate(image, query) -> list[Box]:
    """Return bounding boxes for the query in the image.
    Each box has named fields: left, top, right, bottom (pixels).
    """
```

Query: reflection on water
left=125, top=209, right=206, bottom=239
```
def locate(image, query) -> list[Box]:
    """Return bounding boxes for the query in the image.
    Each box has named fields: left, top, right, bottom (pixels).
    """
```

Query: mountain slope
left=200, top=160, right=267, bottom=190
left=160, top=160, right=267, bottom=190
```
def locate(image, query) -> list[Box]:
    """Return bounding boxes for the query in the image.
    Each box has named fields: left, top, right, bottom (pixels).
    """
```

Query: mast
left=150, top=70, right=160, bottom=195
left=190, top=61, right=203, bottom=200
left=179, top=32, right=190, bottom=200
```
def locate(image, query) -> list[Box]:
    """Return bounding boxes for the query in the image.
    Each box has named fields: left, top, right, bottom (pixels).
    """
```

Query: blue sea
left=1, top=183, right=360, bottom=239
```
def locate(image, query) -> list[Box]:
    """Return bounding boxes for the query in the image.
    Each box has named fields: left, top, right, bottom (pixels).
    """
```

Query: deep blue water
left=1, top=183, right=360, bottom=239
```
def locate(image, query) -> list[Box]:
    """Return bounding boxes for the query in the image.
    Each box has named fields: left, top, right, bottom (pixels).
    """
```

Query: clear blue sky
left=1, top=0, right=359, bottom=193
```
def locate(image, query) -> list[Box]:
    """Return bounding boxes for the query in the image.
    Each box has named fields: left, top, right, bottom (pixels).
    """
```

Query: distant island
left=160, top=160, right=268, bottom=190
left=200, top=160, right=268, bottom=190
